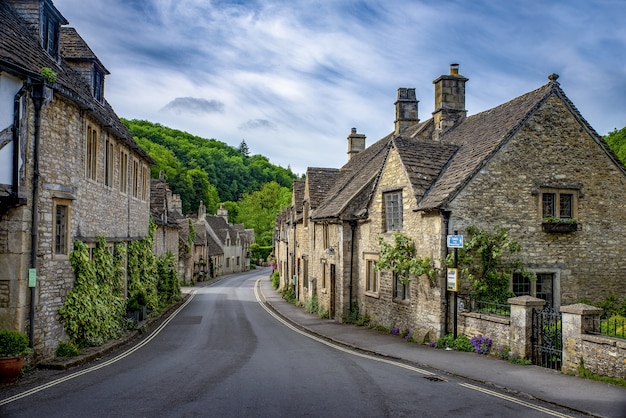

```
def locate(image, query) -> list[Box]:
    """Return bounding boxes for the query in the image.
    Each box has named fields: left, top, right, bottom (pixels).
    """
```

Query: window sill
left=541, top=222, right=578, bottom=233
left=392, top=298, right=410, bottom=305
left=365, top=291, right=380, bottom=299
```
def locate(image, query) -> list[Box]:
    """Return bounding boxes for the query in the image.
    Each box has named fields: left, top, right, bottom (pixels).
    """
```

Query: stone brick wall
left=458, top=312, right=510, bottom=351
left=446, top=95, right=626, bottom=307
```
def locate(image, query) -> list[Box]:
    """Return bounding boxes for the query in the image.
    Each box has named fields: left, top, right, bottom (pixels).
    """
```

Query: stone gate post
left=560, top=303, right=604, bottom=375
left=508, top=296, right=545, bottom=359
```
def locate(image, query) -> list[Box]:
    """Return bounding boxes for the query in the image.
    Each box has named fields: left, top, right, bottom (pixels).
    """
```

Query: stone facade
left=0, top=0, right=152, bottom=359
left=276, top=64, right=626, bottom=353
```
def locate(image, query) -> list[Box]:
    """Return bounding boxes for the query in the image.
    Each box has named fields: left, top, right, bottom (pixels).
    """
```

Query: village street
left=0, top=269, right=608, bottom=417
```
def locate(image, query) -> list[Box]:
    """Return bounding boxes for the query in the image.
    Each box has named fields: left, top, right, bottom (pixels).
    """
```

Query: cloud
left=160, top=97, right=225, bottom=115
left=238, top=119, right=277, bottom=131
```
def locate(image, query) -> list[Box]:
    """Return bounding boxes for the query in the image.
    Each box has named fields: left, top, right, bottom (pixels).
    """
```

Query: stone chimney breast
left=394, top=88, right=419, bottom=135
left=347, top=128, right=366, bottom=161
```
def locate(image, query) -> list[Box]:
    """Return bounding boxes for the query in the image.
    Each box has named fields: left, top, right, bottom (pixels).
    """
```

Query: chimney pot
left=450, top=63, right=459, bottom=75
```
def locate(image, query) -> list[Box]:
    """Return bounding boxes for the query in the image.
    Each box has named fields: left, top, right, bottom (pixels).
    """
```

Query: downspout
left=441, top=210, right=451, bottom=336
left=29, top=83, right=45, bottom=349
left=348, top=220, right=357, bottom=313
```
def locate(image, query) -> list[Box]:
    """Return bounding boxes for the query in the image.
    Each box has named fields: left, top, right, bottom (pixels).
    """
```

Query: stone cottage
left=0, top=0, right=153, bottom=358
left=275, top=64, right=626, bottom=342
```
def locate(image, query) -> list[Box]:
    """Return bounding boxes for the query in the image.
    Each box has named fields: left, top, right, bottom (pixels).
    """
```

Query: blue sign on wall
left=447, top=235, right=464, bottom=248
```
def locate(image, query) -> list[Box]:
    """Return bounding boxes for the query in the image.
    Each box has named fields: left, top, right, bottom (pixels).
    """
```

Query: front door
left=330, top=264, right=336, bottom=319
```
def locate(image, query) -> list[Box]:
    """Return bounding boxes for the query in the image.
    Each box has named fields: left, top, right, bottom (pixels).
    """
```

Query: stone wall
left=447, top=95, right=626, bottom=308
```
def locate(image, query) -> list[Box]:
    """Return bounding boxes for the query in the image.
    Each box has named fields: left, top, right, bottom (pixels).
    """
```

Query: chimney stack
left=432, top=63, right=468, bottom=137
left=347, top=128, right=366, bottom=160
left=394, top=88, right=419, bottom=135
left=217, top=203, right=228, bottom=223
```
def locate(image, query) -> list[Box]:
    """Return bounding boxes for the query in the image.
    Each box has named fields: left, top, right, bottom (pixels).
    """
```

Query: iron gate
left=531, top=306, right=562, bottom=370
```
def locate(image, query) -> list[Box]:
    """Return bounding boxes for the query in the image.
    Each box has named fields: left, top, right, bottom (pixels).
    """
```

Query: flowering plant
left=391, top=327, right=400, bottom=335
left=470, top=335, right=492, bottom=355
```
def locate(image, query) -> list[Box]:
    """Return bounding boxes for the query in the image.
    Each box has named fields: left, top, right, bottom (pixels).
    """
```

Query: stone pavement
left=257, top=275, right=626, bottom=418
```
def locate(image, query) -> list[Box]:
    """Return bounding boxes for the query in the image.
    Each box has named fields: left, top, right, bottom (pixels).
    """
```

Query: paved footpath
left=257, top=275, right=626, bottom=418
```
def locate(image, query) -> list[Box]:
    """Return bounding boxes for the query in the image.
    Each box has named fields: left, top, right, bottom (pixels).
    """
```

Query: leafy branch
left=376, top=232, right=437, bottom=286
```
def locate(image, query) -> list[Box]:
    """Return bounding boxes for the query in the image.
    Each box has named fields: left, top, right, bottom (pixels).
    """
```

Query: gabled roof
left=292, top=179, right=305, bottom=215
left=308, top=76, right=617, bottom=221
left=306, top=167, right=340, bottom=209
left=205, top=215, right=234, bottom=245
left=60, top=27, right=110, bottom=74
left=150, top=178, right=182, bottom=227
left=0, top=1, right=150, bottom=163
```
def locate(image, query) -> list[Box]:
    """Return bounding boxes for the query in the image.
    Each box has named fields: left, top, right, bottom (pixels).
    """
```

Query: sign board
left=28, top=268, right=37, bottom=287
left=447, top=268, right=458, bottom=292
left=447, top=235, right=463, bottom=248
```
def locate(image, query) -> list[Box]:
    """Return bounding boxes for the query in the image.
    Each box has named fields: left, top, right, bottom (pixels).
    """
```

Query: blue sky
left=53, top=0, right=626, bottom=175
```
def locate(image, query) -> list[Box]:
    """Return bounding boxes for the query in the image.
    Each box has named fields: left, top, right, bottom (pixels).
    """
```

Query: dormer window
left=41, top=2, right=65, bottom=58
left=93, top=68, right=104, bottom=102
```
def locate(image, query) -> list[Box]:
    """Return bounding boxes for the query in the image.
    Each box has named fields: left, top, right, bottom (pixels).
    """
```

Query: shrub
left=454, top=335, right=473, bottom=352
left=0, top=330, right=30, bottom=357
left=470, top=335, right=492, bottom=355
left=304, top=294, right=319, bottom=314
left=281, top=284, right=296, bottom=304
left=437, top=333, right=455, bottom=349
left=56, top=341, right=80, bottom=358
left=270, top=271, right=280, bottom=289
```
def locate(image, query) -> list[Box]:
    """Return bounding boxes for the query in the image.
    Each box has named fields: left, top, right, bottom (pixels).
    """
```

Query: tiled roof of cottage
left=150, top=179, right=182, bottom=227
left=59, top=27, right=109, bottom=74
left=309, top=78, right=612, bottom=220
left=0, top=2, right=151, bottom=163
left=205, top=215, right=233, bottom=245
left=292, top=179, right=305, bottom=215
left=306, top=168, right=340, bottom=209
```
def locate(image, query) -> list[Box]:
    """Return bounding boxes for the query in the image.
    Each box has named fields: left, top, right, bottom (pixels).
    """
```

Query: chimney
left=171, top=194, right=182, bottom=215
left=394, top=88, right=419, bottom=135
left=217, top=203, right=228, bottom=223
left=432, top=64, right=468, bottom=137
left=347, top=128, right=366, bottom=160
left=198, top=201, right=206, bottom=221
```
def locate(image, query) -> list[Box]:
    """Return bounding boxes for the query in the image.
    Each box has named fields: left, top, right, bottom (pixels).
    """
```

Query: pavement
left=30, top=269, right=626, bottom=417
left=256, top=272, right=626, bottom=418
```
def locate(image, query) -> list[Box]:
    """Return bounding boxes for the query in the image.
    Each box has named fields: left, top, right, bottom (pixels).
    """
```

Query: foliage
left=601, top=315, right=626, bottom=338
left=376, top=232, right=437, bottom=286
left=40, top=67, right=57, bottom=83
left=60, top=239, right=126, bottom=347
left=270, top=271, right=280, bottom=289
left=345, top=304, right=370, bottom=326
left=156, top=253, right=182, bottom=307
left=237, top=181, right=292, bottom=246
left=127, top=220, right=159, bottom=314
left=238, top=139, right=250, bottom=157
left=304, top=294, right=320, bottom=315
left=437, top=333, right=456, bottom=349
left=447, top=225, right=527, bottom=303
left=470, top=335, right=492, bottom=354
left=251, top=244, right=273, bottom=265
left=605, top=126, right=626, bottom=165
left=598, top=292, right=626, bottom=318
left=453, top=335, right=473, bottom=352
left=542, top=216, right=577, bottom=224
left=281, top=284, right=296, bottom=304
left=55, top=341, right=80, bottom=358
left=123, top=119, right=296, bottom=206
left=0, top=330, right=30, bottom=357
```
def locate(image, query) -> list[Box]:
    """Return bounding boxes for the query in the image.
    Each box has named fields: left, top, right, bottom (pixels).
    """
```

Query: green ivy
left=157, top=252, right=182, bottom=307
left=376, top=232, right=437, bottom=285
left=127, top=219, right=158, bottom=313
left=60, top=239, right=126, bottom=347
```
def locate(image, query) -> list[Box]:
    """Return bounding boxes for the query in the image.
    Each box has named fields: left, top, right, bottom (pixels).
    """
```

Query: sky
left=52, top=0, right=626, bottom=175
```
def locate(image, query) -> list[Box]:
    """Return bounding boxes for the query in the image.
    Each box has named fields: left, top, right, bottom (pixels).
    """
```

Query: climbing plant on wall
left=59, top=238, right=126, bottom=347
left=376, top=232, right=437, bottom=286
left=127, top=218, right=159, bottom=313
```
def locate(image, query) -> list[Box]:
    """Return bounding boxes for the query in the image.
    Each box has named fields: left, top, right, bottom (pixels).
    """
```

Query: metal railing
left=466, top=299, right=511, bottom=317
left=590, top=316, right=626, bottom=339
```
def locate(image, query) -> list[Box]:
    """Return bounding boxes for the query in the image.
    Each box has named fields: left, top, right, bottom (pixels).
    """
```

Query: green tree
left=605, top=126, right=626, bottom=164
left=238, top=181, right=291, bottom=245
left=238, top=139, right=250, bottom=156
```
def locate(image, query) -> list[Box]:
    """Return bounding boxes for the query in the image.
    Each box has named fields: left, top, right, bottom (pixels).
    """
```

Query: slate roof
left=306, top=168, right=340, bottom=209
left=309, top=76, right=618, bottom=220
left=0, top=1, right=150, bottom=162
left=150, top=179, right=182, bottom=227
left=292, top=179, right=305, bottom=219
left=205, top=215, right=234, bottom=245
left=59, top=27, right=110, bottom=74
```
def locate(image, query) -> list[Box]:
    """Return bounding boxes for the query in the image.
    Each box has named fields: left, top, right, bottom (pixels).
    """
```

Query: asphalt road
left=0, top=269, right=585, bottom=417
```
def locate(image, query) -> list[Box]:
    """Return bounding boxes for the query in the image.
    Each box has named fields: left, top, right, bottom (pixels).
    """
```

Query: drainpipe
left=441, top=210, right=451, bottom=336
left=348, top=220, right=357, bottom=313
left=12, top=84, right=27, bottom=200
left=29, top=83, right=45, bottom=349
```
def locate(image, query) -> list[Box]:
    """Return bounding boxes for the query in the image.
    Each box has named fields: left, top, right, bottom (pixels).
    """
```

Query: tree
left=238, top=182, right=291, bottom=245
left=238, top=139, right=250, bottom=157
left=605, top=126, right=626, bottom=164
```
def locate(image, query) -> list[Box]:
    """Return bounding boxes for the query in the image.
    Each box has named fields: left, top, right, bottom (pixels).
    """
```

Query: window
left=226, top=258, right=230, bottom=268
left=105, top=137, right=114, bottom=187
left=132, top=159, right=139, bottom=198
left=322, top=262, right=327, bottom=289
left=366, top=260, right=379, bottom=293
left=93, top=68, right=104, bottom=102
left=86, top=126, right=98, bottom=180
left=323, top=223, right=329, bottom=249
left=393, top=272, right=409, bottom=300
left=141, top=166, right=149, bottom=201
left=512, top=273, right=555, bottom=308
left=541, top=189, right=576, bottom=220
left=54, top=201, right=70, bottom=255
left=41, top=6, right=61, bottom=57
left=237, top=256, right=240, bottom=266
left=119, top=149, right=128, bottom=194
left=384, top=191, right=403, bottom=231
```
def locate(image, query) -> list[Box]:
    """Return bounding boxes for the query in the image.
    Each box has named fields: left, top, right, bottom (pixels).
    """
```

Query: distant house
left=276, top=64, right=626, bottom=341
left=188, top=202, right=253, bottom=280
left=0, top=0, right=153, bottom=358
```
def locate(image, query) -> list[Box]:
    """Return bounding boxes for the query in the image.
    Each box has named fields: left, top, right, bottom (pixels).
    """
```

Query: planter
left=0, top=355, right=25, bottom=382
left=542, top=222, right=577, bottom=233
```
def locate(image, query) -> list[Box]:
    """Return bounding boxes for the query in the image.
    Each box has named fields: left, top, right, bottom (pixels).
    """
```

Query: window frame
left=119, top=148, right=129, bottom=194
left=540, top=188, right=578, bottom=221
left=392, top=272, right=410, bottom=301
left=53, top=199, right=71, bottom=258
left=104, top=136, right=114, bottom=187
left=365, top=258, right=379, bottom=296
left=384, top=190, right=403, bottom=232
left=85, top=125, right=98, bottom=181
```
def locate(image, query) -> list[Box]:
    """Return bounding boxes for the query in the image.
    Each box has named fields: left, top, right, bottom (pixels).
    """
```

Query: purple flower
left=391, top=327, right=400, bottom=335
left=470, top=335, right=492, bottom=355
